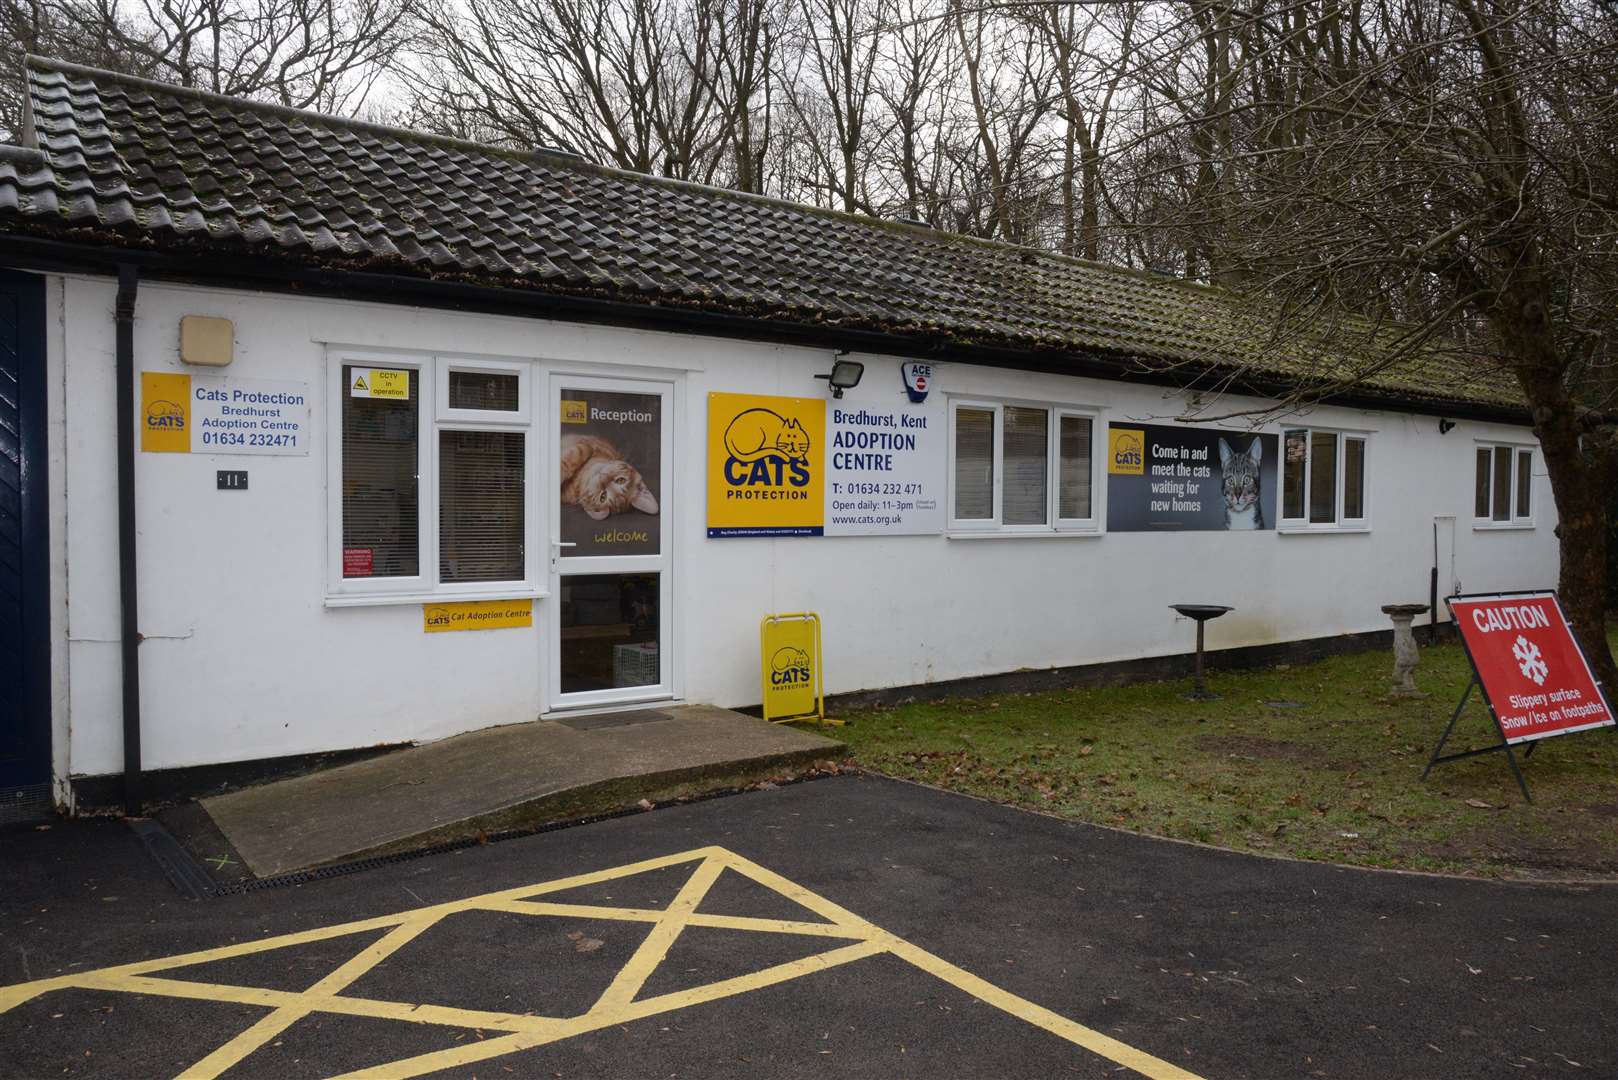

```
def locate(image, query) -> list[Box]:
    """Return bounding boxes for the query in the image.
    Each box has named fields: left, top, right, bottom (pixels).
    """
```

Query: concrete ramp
left=201, top=706, right=842, bottom=877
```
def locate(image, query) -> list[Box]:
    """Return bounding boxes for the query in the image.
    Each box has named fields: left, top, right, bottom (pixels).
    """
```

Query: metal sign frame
left=1424, top=590, right=1618, bottom=803
left=760, top=612, right=826, bottom=725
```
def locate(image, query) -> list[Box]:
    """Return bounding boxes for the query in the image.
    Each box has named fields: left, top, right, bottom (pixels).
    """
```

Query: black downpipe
left=115, top=264, right=143, bottom=816
left=1429, top=521, right=1440, bottom=645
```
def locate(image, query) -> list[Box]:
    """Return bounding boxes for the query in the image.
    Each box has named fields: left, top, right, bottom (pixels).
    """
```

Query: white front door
left=547, top=374, right=675, bottom=709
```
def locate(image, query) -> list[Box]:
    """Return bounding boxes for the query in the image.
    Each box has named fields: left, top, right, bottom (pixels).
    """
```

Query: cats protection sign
left=708, top=393, right=826, bottom=536
left=141, top=371, right=311, bottom=455
left=707, top=388, right=946, bottom=538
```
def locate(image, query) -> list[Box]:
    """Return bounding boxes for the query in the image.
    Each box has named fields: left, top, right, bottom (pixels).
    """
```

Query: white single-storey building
left=0, top=58, right=1556, bottom=816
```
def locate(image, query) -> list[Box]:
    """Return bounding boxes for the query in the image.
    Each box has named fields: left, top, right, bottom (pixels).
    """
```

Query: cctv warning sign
left=1450, top=592, right=1615, bottom=744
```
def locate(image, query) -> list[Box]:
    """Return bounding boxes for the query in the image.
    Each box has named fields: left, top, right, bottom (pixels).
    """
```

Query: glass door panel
left=549, top=376, right=674, bottom=709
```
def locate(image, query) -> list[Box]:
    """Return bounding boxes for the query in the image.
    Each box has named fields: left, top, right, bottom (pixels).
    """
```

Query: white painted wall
left=38, top=273, right=1559, bottom=786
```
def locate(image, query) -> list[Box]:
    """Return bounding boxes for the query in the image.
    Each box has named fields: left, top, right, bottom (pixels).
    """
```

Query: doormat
left=553, top=709, right=674, bottom=732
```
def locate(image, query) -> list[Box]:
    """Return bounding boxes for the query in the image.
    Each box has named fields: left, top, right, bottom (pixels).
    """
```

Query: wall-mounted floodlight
left=816, top=354, right=864, bottom=399
left=1438, top=418, right=1457, bottom=435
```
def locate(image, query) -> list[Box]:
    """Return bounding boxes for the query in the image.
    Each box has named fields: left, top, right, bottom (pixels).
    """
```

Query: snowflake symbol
left=1513, top=635, right=1549, bottom=686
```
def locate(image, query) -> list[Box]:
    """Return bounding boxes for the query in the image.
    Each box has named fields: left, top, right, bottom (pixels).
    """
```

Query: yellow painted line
left=589, top=855, right=725, bottom=1013
left=713, top=849, right=1204, bottom=1080
left=0, top=847, right=718, bottom=1012
left=1, top=844, right=1206, bottom=1080
left=75, top=972, right=558, bottom=1034
left=882, top=936, right=1202, bottom=1080
left=329, top=939, right=889, bottom=1080
left=178, top=914, right=444, bottom=1080
left=481, top=898, right=863, bottom=939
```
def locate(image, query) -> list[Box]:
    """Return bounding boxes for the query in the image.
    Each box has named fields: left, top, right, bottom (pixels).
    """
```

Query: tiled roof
left=0, top=56, right=1520, bottom=411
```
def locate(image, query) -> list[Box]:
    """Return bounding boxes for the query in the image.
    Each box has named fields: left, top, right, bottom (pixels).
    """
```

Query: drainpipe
left=115, top=264, right=143, bottom=816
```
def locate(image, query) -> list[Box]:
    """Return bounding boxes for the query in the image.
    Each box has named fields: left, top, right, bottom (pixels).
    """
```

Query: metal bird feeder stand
left=1171, top=604, right=1233, bottom=701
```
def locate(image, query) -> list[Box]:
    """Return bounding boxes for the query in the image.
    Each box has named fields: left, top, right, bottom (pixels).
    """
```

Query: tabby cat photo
left=1218, top=436, right=1263, bottom=530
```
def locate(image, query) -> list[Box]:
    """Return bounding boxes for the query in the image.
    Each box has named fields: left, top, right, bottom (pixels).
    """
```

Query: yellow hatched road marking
left=0, top=846, right=1203, bottom=1080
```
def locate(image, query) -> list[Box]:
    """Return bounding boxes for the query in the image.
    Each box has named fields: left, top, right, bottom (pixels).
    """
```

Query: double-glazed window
left=950, top=400, right=1097, bottom=532
left=332, top=355, right=535, bottom=598
left=1281, top=428, right=1368, bottom=528
left=1475, top=444, right=1533, bottom=525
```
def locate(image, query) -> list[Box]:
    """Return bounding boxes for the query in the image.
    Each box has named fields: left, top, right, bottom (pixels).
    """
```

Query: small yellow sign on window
left=351, top=368, right=411, bottom=400
left=423, top=599, right=533, bottom=633
left=560, top=399, right=588, bottom=424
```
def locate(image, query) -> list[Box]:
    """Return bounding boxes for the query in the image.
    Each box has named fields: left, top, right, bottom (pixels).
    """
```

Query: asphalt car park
left=2, top=774, right=1614, bottom=1078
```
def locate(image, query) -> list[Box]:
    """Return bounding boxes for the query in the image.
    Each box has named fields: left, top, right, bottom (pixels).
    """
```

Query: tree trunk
left=1503, top=299, right=1618, bottom=690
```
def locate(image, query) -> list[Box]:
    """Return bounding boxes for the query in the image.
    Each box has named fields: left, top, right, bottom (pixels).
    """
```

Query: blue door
left=0, top=269, right=50, bottom=821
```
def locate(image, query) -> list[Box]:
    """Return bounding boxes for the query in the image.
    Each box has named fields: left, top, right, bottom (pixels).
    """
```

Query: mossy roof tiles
left=0, top=56, right=1522, bottom=411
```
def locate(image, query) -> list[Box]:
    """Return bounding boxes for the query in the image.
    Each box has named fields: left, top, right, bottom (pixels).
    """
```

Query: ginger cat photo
left=560, top=434, right=659, bottom=520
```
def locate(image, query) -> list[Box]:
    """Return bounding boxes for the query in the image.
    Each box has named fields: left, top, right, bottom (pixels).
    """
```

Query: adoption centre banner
left=707, top=380, right=944, bottom=538
left=1106, top=422, right=1278, bottom=531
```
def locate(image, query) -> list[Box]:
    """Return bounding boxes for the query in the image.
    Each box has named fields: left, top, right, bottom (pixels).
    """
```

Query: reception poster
left=558, top=389, right=662, bottom=556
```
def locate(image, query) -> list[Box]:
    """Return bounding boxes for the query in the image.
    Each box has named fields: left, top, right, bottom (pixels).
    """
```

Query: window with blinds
left=1058, top=415, right=1093, bottom=520
left=440, top=430, right=526, bottom=583
left=953, top=407, right=994, bottom=520
left=1002, top=407, right=1048, bottom=525
left=342, top=366, right=419, bottom=577
left=949, top=401, right=1097, bottom=532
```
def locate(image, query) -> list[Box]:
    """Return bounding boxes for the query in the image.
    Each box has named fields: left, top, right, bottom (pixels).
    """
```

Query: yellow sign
left=708, top=393, right=825, bottom=537
left=141, top=371, right=192, bottom=453
left=560, top=399, right=589, bottom=424
left=1108, top=427, right=1145, bottom=475
left=760, top=612, right=822, bottom=723
left=423, top=598, right=533, bottom=633
left=351, top=368, right=411, bottom=400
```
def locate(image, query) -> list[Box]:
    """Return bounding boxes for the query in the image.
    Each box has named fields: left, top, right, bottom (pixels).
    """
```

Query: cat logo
left=560, top=399, right=589, bottom=424
left=423, top=606, right=453, bottom=628
left=1108, top=428, right=1145, bottom=475
left=707, top=393, right=826, bottom=537
left=769, top=646, right=813, bottom=688
left=721, top=407, right=813, bottom=487
left=145, top=400, right=186, bottom=430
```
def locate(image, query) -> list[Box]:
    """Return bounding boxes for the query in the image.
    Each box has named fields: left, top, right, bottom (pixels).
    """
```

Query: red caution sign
left=1450, top=592, right=1615, bottom=745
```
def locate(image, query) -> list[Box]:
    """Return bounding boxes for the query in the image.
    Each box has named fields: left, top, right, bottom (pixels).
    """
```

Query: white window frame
left=437, top=358, right=532, bottom=425
left=326, top=349, right=544, bottom=606
left=1474, top=441, right=1536, bottom=529
left=947, top=397, right=1101, bottom=537
left=1278, top=426, right=1371, bottom=533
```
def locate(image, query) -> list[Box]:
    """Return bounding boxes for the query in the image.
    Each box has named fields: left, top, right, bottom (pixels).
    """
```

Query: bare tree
left=1120, top=0, right=1618, bottom=677
left=948, top=0, right=1054, bottom=242
left=783, top=0, right=889, bottom=213
left=408, top=0, right=734, bottom=177
left=3, top=0, right=409, bottom=138
left=1028, top=0, right=1135, bottom=259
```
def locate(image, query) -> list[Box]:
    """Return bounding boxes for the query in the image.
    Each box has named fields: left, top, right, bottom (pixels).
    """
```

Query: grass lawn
left=826, top=630, right=1618, bottom=879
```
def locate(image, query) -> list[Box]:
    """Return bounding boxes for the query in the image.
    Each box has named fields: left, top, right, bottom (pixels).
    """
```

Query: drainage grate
left=552, top=709, right=673, bottom=732
left=0, top=783, right=53, bottom=827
